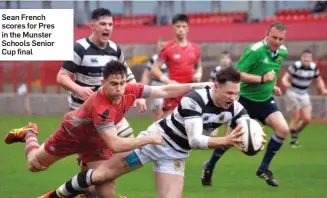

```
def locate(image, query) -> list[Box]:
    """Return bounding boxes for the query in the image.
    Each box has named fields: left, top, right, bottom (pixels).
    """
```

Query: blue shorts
left=238, top=96, right=279, bottom=125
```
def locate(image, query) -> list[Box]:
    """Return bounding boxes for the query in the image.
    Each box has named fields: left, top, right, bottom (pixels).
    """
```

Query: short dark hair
left=91, top=8, right=112, bottom=20
left=172, top=14, right=188, bottom=24
left=215, top=67, right=241, bottom=84
left=268, top=22, right=286, bottom=32
left=102, top=61, right=127, bottom=80
left=301, top=49, right=312, bottom=55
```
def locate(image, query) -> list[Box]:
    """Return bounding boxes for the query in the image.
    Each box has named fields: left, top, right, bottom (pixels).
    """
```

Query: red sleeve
left=195, top=44, right=201, bottom=63
left=158, top=47, right=168, bottom=63
left=125, top=83, right=146, bottom=99
left=91, top=96, right=116, bottom=133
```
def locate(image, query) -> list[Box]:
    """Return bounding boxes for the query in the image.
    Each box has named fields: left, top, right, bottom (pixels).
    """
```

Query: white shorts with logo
left=134, top=123, right=189, bottom=176
left=285, top=89, right=312, bottom=112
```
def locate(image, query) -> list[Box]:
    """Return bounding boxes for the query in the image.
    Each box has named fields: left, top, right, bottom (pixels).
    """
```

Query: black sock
left=55, top=169, right=95, bottom=197
left=290, top=129, right=298, bottom=144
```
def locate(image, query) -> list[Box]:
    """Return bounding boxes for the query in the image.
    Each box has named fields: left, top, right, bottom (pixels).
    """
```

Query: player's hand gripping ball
left=238, top=118, right=266, bottom=156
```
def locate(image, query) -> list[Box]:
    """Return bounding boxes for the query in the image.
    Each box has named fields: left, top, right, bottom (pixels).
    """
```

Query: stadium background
left=0, top=1, right=326, bottom=198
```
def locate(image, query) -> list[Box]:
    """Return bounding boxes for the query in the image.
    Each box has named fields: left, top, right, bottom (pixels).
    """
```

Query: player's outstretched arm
left=184, top=117, right=243, bottom=150
left=148, top=82, right=213, bottom=99
left=99, top=127, right=164, bottom=153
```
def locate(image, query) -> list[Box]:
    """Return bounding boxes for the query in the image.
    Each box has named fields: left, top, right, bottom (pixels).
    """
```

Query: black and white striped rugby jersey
left=287, top=61, right=320, bottom=94
left=61, top=37, right=135, bottom=110
left=145, top=54, right=168, bottom=86
left=158, top=86, right=249, bottom=153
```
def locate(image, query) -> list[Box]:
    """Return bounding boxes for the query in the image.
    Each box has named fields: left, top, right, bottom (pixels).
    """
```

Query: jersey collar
left=263, top=39, right=278, bottom=58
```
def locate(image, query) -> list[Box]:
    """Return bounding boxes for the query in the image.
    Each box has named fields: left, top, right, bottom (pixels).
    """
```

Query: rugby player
left=141, top=38, right=169, bottom=121
left=151, top=13, right=202, bottom=117
left=282, top=49, right=327, bottom=148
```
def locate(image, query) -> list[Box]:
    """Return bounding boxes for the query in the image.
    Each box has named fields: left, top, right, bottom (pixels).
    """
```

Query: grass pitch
left=0, top=116, right=326, bottom=198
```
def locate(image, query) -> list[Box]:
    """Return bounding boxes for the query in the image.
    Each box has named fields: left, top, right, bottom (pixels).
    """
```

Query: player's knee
left=27, top=154, right=48, bottom=172
left=302, top=115, right=312, bottom=125
left=276, top=125, right=289, bottom=138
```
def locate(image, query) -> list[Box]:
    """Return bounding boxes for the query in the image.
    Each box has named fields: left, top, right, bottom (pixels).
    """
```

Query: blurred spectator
left=311, top=1, right=327, bottom=14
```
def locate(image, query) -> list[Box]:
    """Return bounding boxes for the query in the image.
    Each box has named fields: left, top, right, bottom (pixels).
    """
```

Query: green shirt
left=236, top=40, right=288, bottom=102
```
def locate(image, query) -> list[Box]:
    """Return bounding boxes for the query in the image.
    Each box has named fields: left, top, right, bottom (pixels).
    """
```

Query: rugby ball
left=238, top=118, right=264, bottom=156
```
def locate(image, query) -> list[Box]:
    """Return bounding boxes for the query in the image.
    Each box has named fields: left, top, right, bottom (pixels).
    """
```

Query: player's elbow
left=188, top=138, right=201, bottom=149
left=56, top=71, right=67, bottom=85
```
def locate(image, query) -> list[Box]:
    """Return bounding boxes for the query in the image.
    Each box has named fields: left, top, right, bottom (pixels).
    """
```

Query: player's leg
left=88, top=160, right=116, bottom=198
left=45, top=127, right=162, bottom=198
left=257, top=98, right=289, bottom=187
left=289, top=110, right=301, bottom=146
left=290, top=94, right=312, bottom=147
left=45, top=151, right=143, bottom=198
left=4, top=123, right=62, bottom=172
left=77, top=117, right=134, bottom=197
left=116, top=117, right=134, bottom=138
left=291, top=106, right=312, bottom=147
left=201, top=125, right=232, bottom=186
left=154, top=159, right=185, bottom=198
left=285, top=89, right=303, bottom=146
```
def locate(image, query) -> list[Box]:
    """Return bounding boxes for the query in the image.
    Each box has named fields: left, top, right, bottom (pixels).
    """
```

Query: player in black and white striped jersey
left=57, top=8, right=144, bottom=139
left=282, top=49, right=327, bottom=147
left=141, top=38, right=169, bottom=121
left=47, top=67, right=264, bottom=198
left=56, top=8, right=145, bottom=198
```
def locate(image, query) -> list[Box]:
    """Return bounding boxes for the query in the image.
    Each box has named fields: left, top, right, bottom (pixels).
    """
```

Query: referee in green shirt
left=202, top=22, right=289, bottom=187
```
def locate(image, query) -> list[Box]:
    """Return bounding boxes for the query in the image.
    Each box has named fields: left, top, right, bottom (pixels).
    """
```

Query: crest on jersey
left=98, top=109, right=110, bottom=121
left=277, top=59, right=282, bottom=64
left=173, top=54, right=180, bottom=59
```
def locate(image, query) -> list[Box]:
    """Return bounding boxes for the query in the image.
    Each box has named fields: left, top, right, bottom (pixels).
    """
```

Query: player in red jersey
left=151, top=13, right=202, bottom=117
left=4, top=60, right=211, bottom=197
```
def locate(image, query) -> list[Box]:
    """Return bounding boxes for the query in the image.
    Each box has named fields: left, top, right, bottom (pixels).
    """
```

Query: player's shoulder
left=294, top=60, right=302, bottom=68
left=151, top=54, right=159, bottom=61
left=184, top=88, right=209, bottom=106
left=309, top=61, right=318, bottom=70
left=232, top=100, right=246, bottom=115
left=249, top=40, right=265, bottom=52
left=161, top=40, right=176, bottom=52
left=107, top=39, right=120, bottom=52
left=124, top=83, right=143, bottom=93
left=74, top=38, right=90, bottom=53
left=189, top=41, right=200, bottom=49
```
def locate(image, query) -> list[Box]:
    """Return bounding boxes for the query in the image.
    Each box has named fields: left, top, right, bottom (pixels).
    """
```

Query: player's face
left=102, top=74, right=127, bottom=100
left=266, top=27, right=286, bottom=52
left=91, top=16, right=113, bottom=45
left=173, top=21, right=188, bottom=40
left=214, top=81, right=240, bottom=109
left=301, top=53, right=313, bottom=67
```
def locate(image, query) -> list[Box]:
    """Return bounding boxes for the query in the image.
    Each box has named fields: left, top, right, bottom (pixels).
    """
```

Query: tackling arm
left=147, top=82, right=213, bottom=99
left=99, top=127, right=154, bottom=153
